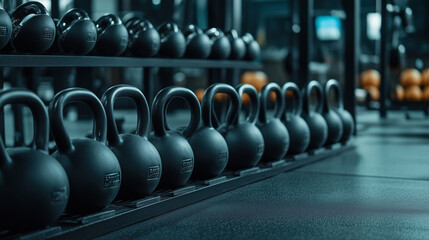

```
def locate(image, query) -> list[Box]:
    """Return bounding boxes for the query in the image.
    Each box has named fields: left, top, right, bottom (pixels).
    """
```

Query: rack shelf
left=0, top=142, right=355, bottom=240
left=0, top=55, right=262, bottom=69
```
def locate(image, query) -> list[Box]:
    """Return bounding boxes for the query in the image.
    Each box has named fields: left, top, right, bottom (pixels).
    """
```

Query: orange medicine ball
left=400, top=69, right=422, bottom=87
left=421, top=69, right=429, bottom=86
left=405, top=85, right=422, bottom=101
left=396, top=85, right=405, bottom=101
left=364, top=86, right=380, bottom=101
left=422, top=86, right=429, bottom=101
left=360, top=69, right=380, bottom=88
left=241, top=71, right=268, bottom=91
left=194, top=88, right=205, bottom=102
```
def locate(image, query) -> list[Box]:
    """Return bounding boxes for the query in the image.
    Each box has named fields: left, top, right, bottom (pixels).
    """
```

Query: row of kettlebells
left=0, top=1, right=260, bottom=59
left=0, top=79, right=353, bottom=231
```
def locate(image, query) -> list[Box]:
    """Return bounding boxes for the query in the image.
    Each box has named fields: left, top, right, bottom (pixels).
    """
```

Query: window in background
left=367, top=12, right=381, bottom=40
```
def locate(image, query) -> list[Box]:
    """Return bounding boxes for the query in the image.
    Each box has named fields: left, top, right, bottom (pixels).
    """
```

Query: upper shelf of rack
left=0, top=55, right=263, bottom=69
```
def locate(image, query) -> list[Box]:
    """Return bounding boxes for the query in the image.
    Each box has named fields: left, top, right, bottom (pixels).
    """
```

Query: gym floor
left=94, top=109, right=429, bottom=240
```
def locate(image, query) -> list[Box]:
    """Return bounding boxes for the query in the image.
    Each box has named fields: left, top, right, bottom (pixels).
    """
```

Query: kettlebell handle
left=49, top=88, right=108, bottom=154
left=10, top=2, right=49, bottom=24
left=101, top=85, right=151, bottom=146
left=323, top=79, right=344, bottom=111
left=58, top=8, right=89, bottom=33
left=303, top=80, right=324, bottom=115
left=234, top=84, right=260, bottom=125
left=152, top=87, right=201, bottom=138
left=202, top=83, right=240, bottom=128
left=0, top=89, right=49, bottom=168
left=281, top=82, right=303, bottom=117
left=259, top=82, right=283, bottom=123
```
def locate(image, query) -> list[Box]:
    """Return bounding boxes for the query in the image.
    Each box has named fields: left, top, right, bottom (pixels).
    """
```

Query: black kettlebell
left=326, top=79, right=355, bottom=142
left=157, top=21, right=186, bottom=58
left=0, top=7, right=11, bottom=50
left=226, top=29, right=246, bottom=60
left=322, top=80, right=344, bottom=146
left=215, top=84, right=264, bottom=170
left=281, top=82, right=310, bottom=155
left=49, top=88, right=121, bottom=213
left=149, top=87, right=201, bottom=189
left=256, top=83, right=290, bottom=162
left=124, top=18, right=160, bottom=57
left=242, top=33, right=260, bottom=61
left=57, top=8, right=97, bottom=55
left=10, top=1, right=56, bottom=53
left=302, top=81, right=328, bottom=150
left=189, top=83, right=239, bottom=180
left=94, top=14, right=128, bottom=56
left=183, top=24, right=212, bottom=59
left=101, top=85, right=162, bottom=200
left=205, top=28, right=231, bottom=59
left=0, top=89, right=69, bottom=230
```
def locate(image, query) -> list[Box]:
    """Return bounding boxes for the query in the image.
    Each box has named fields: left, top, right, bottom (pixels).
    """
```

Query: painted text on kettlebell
left=148, top=165, right=161, bottom=180
left=104, top=172, right=121, bottom=188
left=181, top=158, right=193, bottom=172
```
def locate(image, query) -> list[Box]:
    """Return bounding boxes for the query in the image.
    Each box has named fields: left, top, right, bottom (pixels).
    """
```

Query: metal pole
left=343, top=0, right=360, bottom=131
left=379, top=0, right=388, bottom=118
left=298, top=0, right=313, bottom=88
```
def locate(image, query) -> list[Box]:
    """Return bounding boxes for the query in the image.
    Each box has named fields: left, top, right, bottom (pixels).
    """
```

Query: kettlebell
left=183, top=24, right=212, bottom=59
left=57, top=8, right=97, bottom=55
left=0, top=89, right=69, bottom=230
left=215, top=84, right=264, bottom=170
left=256, top=83, right=290, bottom=162
left=124, top=17, right=160, bottom=57
left=322, top=80, right=344, bottom=146
left=226, top=29, right=246, bottom=60
left=281, top=82, right=310, bottom=155
left=302, top=81, right=328, bottom=150
left=205, top=28, right=231, bottom=59
left=10, top=1, right=56, bottom=53
left=157, top=21, right=186, bottom=58
left=326, top=79, right=355, bottom=142
left=101, top=85, right=162, bottom=200
left=49, top=88, right=121, bottom=213
left=94, top=14, right=128, bottom=56
left=149, top=87, right=201, bottom=189
left=189, top=83, right=239, bottom=180
left=242, top=33, right=260, bottom=61
left=0, top=7, right=11, bottom=50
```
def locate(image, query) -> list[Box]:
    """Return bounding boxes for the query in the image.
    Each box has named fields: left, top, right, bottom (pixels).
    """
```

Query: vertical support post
left=298, top=0, right=313, bottom=88
left=344, top=0, right=360, bottom=132
left=380, top=0, right=388, bottom=118
left=0, top=67, right=4, bottom=142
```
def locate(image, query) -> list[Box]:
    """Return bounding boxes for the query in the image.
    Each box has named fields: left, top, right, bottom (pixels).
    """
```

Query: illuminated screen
left=315, top=16, right=341, bottom=41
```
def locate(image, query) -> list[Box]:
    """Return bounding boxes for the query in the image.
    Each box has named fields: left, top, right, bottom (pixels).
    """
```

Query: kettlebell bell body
left=189, top=83, right=239, bottom=180
left=50, top=88, right=121, bottom=213
left=326, top=79, right=355, bottom=142
left=302, top=81, right=328, bottom=150
left=226, top=29, right=246, bottom=60
left=0, top=7, right=11, bottom=50
left=125, top=18, right=160, bottom=57
left=281, top=82, right=310, bottom=155
left=322, top=80, right=344, bottom=145
left=0, top=89, right=69, bottom=230
left=10, top=1, right=56, bottom=53
left=157, top=22, right=186, bottom=58
left=205, top=28, right=231, bottom=59
left=216, top=84, right=264, bottom=170
left=57, top=8, right=97, bottom=55
left=183, top=24, right=212, bottom=59
left=256, top=83, right=290, bottom=162
left=149, top=87, right=201, bottom=188
left=101, top=85, right=161, bottom=200
left=94, top=14, right=128, bottom=56
left=242, top=33, right=260, bottom=61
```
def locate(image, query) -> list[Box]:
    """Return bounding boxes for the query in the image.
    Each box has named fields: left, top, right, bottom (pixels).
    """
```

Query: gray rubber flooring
left=93, top=110, right=429, bottom=240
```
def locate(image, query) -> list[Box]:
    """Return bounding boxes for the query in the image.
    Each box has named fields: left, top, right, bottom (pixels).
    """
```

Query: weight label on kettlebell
left=0, top=26, right=7, bottom=37
left=51, top=186, right=68, bottom=202
left=257, top=144, right=264, bottom=154
left=181, top=158, right=193, bottom=172
left=148, top=165, right=161, bottom=180
left=217, top=152, right=228, bottom=162
left=104, top=172, right=121, bottom=188
left=120, top=37, right=127, bottom=46
left=87, top=32, right=96, bottom=42
left=43, top=28, right=54, bottom=40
